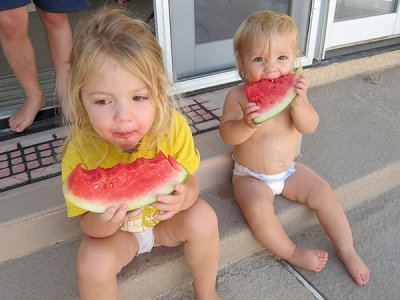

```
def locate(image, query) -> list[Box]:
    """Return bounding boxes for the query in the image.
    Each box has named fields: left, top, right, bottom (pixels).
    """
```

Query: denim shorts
left=0, top=0, right=88, bottom=13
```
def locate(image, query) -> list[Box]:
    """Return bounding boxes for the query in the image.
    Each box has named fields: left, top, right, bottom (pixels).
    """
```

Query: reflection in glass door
left=334, top=0, right=397, bottom=21
left=325, top=0, right=400, bottom=49
left=168, top=0, right=312, bottom=87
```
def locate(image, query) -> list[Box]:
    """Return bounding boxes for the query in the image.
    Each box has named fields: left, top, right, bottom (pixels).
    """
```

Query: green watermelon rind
left=251, top=66, right=303, bottom=124
left=253, top=89, right=297, bottom=124
left=62, top=158, right=189, bottom=214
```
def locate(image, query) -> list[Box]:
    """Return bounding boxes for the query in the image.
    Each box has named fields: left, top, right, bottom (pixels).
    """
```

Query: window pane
left=195, top=0, right=289, bottom=44
left=334, top=0, right=398, bottom=21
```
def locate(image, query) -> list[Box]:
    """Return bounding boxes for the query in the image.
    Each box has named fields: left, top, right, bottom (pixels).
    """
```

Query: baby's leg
left=283, top=163, right=370, bottom=285
left=233, top=175, right=328, bottom=272
left=154, top=199, right=221, bottom=300
left=77, top=230, right=139, bottom=300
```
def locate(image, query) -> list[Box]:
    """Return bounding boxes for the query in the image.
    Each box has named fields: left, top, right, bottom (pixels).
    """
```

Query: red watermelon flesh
left=245, top=66, right=303, bottom=124
left=62, top=151, right=189, bottom=213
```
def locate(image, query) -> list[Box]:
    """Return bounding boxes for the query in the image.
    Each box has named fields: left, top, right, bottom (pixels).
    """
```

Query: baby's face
left=81, top=57, right=155, bottom=153
left=240, top=31, right=296, bottom=83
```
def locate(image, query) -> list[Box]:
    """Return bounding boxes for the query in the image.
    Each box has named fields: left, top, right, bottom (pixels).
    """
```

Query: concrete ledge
left=2, top=160, right=398, bottom=299
left=0, top=208, right=80, bottom=262
left=0, top=177, right=80, bottom=262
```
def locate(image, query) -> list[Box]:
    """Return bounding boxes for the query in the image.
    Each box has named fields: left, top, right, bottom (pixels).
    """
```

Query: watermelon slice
left=62, top=151, right=189, bottom=213
left=245, top=66, right=303, bottom=124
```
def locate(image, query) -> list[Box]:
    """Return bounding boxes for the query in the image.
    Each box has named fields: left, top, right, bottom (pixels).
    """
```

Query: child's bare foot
left=336, top=248, right=370, bottom=286
left=9, top=93, right=46, bottom=132
left=286, top=245, right=328, bottom=272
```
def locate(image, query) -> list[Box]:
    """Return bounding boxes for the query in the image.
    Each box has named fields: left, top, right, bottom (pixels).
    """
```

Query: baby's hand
left=293, top=73, right=308, bottom=97
left=242, top=102, right=261, bottom=128
left=98, top=205, right=144, bottom=224
left=152, top=183, right=187, bottom=221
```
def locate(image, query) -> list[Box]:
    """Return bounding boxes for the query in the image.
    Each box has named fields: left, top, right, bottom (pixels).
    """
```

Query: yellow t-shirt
left=62, top=110, right=200, bottom=233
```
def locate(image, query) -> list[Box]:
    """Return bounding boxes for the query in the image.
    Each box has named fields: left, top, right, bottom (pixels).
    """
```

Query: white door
left=325, top=0, right=400, bottom=49
left=155, top=0, right=319, bottom=93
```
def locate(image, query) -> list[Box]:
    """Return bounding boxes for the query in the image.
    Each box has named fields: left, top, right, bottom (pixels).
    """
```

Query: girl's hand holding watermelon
left=98, top=205, right=144, bottom=224
left=152, top=174, right=200, bottom=221
left=78, top=206, right=145, bottom=238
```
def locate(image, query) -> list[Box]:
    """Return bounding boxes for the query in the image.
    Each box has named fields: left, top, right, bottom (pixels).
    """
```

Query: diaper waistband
left=232, top=155, right=296, bottom=183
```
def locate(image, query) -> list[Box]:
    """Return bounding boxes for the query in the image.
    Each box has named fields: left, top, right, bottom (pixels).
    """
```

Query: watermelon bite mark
left=245, top=66, right=303, bottom=124
left=62, top=151, right=189, bottom=213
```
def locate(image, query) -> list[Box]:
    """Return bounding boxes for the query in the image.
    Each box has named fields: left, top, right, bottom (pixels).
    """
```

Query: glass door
left=325, top=0, right=400, bottom=49
left=158, top=0, right=317, bottom=93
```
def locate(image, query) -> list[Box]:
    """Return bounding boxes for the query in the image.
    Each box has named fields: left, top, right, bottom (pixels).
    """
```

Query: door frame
left=323, top=0, right=400, bottom=52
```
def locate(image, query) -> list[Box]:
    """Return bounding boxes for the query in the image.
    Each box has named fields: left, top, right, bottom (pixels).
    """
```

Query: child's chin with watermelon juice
left=219, top=10, right=370, bottom=286
left=61, top=7, right=221, bottom=300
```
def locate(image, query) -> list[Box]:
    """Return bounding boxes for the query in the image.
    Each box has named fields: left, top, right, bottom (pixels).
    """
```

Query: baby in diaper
left=219, top=10, right=369, bottom=286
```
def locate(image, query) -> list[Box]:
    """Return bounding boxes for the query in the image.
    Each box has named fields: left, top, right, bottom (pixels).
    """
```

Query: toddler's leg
left=77, top=230, right=139, bottom=300
left=283, top=163, right=370, bottom=285
left=233, top=175, right=328, bottom=272
left=154, top=199, right=221, bottom=300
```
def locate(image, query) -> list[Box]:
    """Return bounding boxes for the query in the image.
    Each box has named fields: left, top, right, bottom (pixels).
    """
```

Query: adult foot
left=9, top=93, right=46, bottom=132
left=193, top=283, right=222, bottom=300
left=286, top=245, right=328, bottom=272
left=336, top=248, right=370, bottom=286
left=195, top=290, right=222, bottom=300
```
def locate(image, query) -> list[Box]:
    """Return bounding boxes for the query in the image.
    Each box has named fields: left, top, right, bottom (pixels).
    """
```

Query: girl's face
left=81, top=58, right=155, bottom=153
left=240, top=31, right=296, bottom=83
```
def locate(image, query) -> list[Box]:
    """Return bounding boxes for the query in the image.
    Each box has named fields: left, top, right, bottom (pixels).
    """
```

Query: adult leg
left=77, top=230, right=139, bottom=300
left=0, top=6, right=46, bottom=132
left=36, top=7, right=72, bottom=117
left=154, top=199, right=221, bottom=300
left=282, top=162, right=370, bottom=285
left=233, top=174, right=328, bottom=271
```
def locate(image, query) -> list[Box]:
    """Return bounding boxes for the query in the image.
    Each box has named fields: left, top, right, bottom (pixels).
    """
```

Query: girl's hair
left=64, top=6, right=175, bottom=156
left=233, top=10, right=300, bottom=81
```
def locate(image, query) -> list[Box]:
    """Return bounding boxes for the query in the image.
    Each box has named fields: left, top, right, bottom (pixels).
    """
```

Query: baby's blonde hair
left=233, top=10, right=300, bottom=81
left=64, top=6, right=175, bottom=155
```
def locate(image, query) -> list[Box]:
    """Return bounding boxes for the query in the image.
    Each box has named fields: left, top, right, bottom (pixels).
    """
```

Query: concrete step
left=1, top=163, right=399, bottom=299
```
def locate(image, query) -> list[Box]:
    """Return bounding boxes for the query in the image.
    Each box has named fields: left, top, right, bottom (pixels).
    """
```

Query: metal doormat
left=179, top=98, right=222, bottom=136
left=0, top=134, right=63, bottom=193
left=0, top=98, right=222, bottom=192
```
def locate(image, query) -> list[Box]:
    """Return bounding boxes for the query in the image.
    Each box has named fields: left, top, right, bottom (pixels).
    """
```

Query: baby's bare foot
left=286, top=245, right=328, bottom=272
left=9, top=94, right=46, bottom=132
left=336, top=248, right=370, bottom=286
